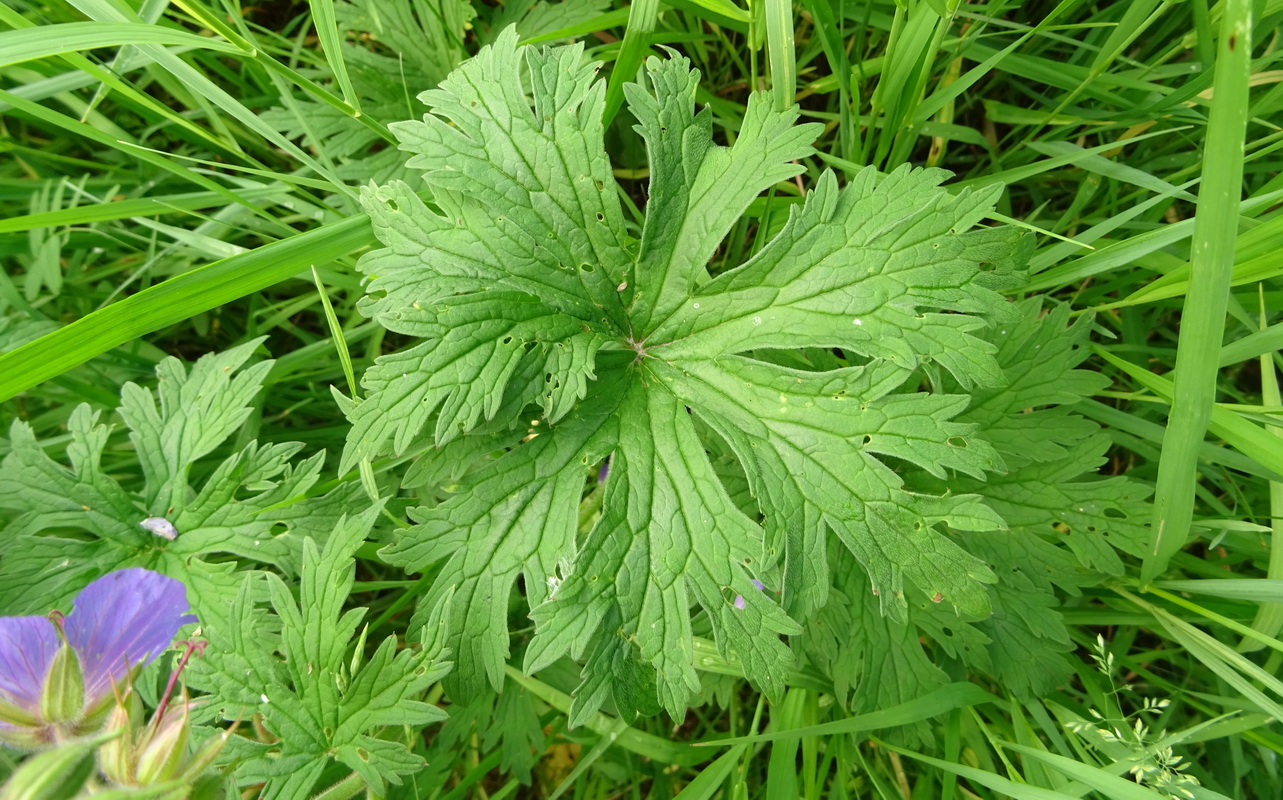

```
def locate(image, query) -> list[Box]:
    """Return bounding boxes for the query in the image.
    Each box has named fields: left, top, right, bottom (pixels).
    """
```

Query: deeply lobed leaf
left=189, top=504, right=453, bottom=797
left=346, top=28, right=1040, bottom=717
left=0, top=340, right=361, bottom=628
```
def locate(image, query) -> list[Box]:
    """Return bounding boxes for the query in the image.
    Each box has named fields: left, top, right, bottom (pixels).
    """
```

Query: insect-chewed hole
left=947, top=436, right=967, bottom=448
left=1103, top=507, right=1126, bottom=519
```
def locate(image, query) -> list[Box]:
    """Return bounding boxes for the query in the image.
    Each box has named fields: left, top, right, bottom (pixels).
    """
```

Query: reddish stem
left=152, top=639, right=206, bottom=727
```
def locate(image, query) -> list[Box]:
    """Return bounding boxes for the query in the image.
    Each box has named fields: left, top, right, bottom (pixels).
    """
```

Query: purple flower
left=0, top=569, right=195, bottom=747
left=732, top=580, right=770, bottom=610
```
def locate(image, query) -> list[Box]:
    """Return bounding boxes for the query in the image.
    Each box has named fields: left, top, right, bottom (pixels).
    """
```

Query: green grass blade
left=603, top=0, right=659, bottom=126
left=0, top=21, right=243, bottom=67
left=518, top=8, right=632, bottom=46
left=763, top=0, right=795, bottom=112
left=694, top=683, right=994, bottom=746
left=502, top=666, right=704, bottom=766
left=311, top=266, right=359, bottom=399
left=1220, top=320, right=1283, bottom=366
left=306, top=0, right=361, bottom=111
left=882, top=741, right=1080, bottom=800
left=1144, top=586, right=1283, bottom=656
left=1243, top=304, right=1283, bottom=649
left=0, top=216, right=374, bottom=401
left=1117, top=588, right=1283, bottom=721
left=673, top=744, right=749, bottom=799
left=1096, top=347, right=1283, bottom=481
left=0, top=186, right=286, bottom=234
left=1157, top=579, right=1283, bottom=604
left=1002, top=742, right=1175, bottom=800
left=0, top=88, right=280, bottom=225
left=1142, top=0, right=1254, bottom=583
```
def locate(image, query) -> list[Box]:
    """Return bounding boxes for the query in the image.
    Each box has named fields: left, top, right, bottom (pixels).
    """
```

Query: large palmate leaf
left=0, top=340, right=361, bottom=629
left=342, top=28, right=1033, bottom=717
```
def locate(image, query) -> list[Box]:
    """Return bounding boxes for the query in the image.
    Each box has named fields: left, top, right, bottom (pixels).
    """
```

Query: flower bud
left=134, top=709, right=190, bottom=785
left=96, top=701, right=139, bottom=786
left=38, top=643, right=84, bottom=726
left=0, top=739, right=95, bottom=800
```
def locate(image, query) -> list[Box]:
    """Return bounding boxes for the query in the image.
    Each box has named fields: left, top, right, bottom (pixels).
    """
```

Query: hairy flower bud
left=37, top=644, right=84, bottom=726
left=134, top=708, right=190, bottom=785
left=0, top=738, right=96, bottom=800
left=96, top=701, right=139, bottom=786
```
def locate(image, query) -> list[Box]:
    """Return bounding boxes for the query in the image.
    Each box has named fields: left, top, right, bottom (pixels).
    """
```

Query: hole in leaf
left=595, top=212, right=605, bottom=221
left=947, top=436, right=966, bottom=448
left=1103, top=507, right=1126, bottom=519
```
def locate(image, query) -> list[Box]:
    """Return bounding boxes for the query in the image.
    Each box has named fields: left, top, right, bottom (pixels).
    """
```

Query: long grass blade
left=0, top=216, right=374, bottom=401
left=1142, top=0, right=1255, bottom=583
left=0, top=21, right=242, bottom=68
left=763, top=0, right=795, bottom=112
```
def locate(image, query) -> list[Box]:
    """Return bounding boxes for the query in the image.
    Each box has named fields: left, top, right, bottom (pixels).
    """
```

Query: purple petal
left=63, top=569, right=196, bottom=703
left=733, top=595, right=746, bottom=610
left=751, top=579, right=766, bottom=592
left=0, top=616, right=58, bottom=713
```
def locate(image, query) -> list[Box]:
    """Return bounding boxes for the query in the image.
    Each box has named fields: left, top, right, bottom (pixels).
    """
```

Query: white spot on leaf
left=140, top=517, right=178, bottom=541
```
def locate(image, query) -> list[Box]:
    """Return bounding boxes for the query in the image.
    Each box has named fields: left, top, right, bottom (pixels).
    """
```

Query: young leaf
left=346, top=29, right=1030, bottom=717
left=189, top=504, right=453, bottom=797
left=0, top=341, right=361, bottom=628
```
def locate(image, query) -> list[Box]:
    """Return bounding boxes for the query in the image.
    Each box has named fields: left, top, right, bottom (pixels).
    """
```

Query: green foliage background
left=2, top=0, right=1283, bottom=798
